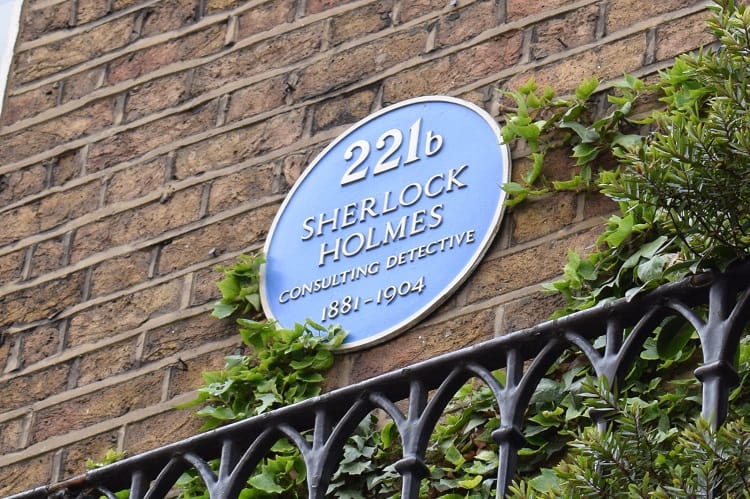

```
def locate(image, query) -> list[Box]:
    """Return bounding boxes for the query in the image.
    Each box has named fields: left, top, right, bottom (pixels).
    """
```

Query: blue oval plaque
left=261, top=96, right=511, bottom=350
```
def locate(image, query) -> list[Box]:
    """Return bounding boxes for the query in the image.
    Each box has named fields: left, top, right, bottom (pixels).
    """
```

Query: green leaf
left=195, top=406, right=236, bottom=421
left=604, top=213, right=634, bottom=248
left=457, top=474, right=483, bottom=490
left=248, top=470, right=286, bottom=493
left=636, top=254, right=671, bottom=283
left=612, top=132, right=642, bottom=149
left=551, top=175, right=585, bottom=191
left=572, top=143, right=600, bottom=165
left=519, top=78, right=538, bottom=95
left=529, top=468, right=561, bottom=492
left=575, top=76, right=599, bottom=101
left=245, top=293, right=261, bottom=311
left=502, top=181, right=528, bottom=195
left=380, top=421, right=397, bottom=449
left=216, top=275, right=241, bottom=300
left=211, top=301, right=238, bottom=319
left=560, top=121, right=600, bottom=143
left=656, top=317, right=695, bottom=360
left=445, top=445, right=465, bottom=467
left=523, top=152, right=545, bottom=184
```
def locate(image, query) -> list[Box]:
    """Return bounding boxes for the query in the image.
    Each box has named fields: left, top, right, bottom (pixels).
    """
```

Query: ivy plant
left=501, top=0, right=750, bottom=319
left=180, top=318, right=346, bottom=430
left=210, top=253, right=265, bottom=320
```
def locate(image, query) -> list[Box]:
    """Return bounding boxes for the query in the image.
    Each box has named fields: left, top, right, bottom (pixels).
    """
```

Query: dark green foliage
left=180, top=319, right=345, bottom=430
left=509, top=376, right=750, bottom=498
left=211, top=253, right=265, bottom=320
left=501, top=0, right=750, bottom=317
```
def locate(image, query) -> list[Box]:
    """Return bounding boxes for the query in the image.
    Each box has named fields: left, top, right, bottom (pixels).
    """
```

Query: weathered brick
left=67, top=280, right=182, bottom=346
left=158, top=205, right=276, bottom=274
left=60, top=431, right=119, bottom=480
left=504, top=33, right=647, bottom=94
left=0, top=99, right=114, bottom=165
left=0, top=163, right=47, bottom=206
left=297, top=26, right=428, bottom=100
left=87, top=100, right=219, bottom=172
left=224, top=75, right=288, bottom=124
left=112, top=0, right=148, bottom=10
left=13, top=15, right=134, bottom=84
left=76, top=0, right=111, bottom=25
left=1, top=363, right=70, bottom=412
left=398, top=0, right=445, bottom=22
left=38, top=181, right=101, bottom=232
left=349, top=308, right=496, bottom=382
left=457, top=85, right=492, bottom=109
left=123, top=408, right=202, bottom=455
left=583, top=190, right=617, bottom=219
left=61, top=67, right=107, bottom=104
left=498, top=291, right=567, bottom=334
left=207, top=164, right=277, bottom=215
left=606, top=0, right=703, bottom=34
left=91, top=249, right=153, bottom=297
left=306, top=0, right=349, bottom=15
left=206, top=0, right=246, bottom=15
left=2, top=333, right=17, bottom=370
left=141, top=313, right=234, bottom=363
left=140, top=0, right=198, bottom=38
left=281, top=148, right=322, bottom=190
left=191, top=23, right=323, bottom=95
left=174, top=109, right=305, bottom=179
left=19, top=1, right=72, bottom=42
left=105, top=157, right=167, bottom=204
left=30, top=371, right=164, bottom=443
left=1, top=203, right=40, bottom=245
left=449, top=31, right=524, bottom=85
left=382, top=57, right=452, bottom=104
left=0, top=249, right=24, bottom=285
left=330, top=0, right=395, bottom=47
left=383, top=31, right=522, bottom=105
left=125, top=73, right=191, bottom=123
left=0, top=272, right=84, bottom=328
left=1, top=83, right=59, bottom=125
left=19, top=323, right=62, bottom=367
left=531, top=4, right=599, bottom=60
left=71, top=186, right=203, bottom=262
left=90, top=249, right=153, bottom=297
left=656, top=10, right=714, bottom=61
left=463, top=228, right=599, bottom=304
left=312, top=86, right=378, bottom=133
left=29, top=235, right=68, bottom=278
left=0, top=416, right=25, bottom=454
left=49, top=147, right=86, bottom=187
left=76, top=337, right=139, bottom=386
left=506, top=0, right=578, bottom=21
left=236, top=0, right=295, bottom=39
left=107, top=23, right=226, bottom=85
left=168, top=347, right=231, bottom=398
left=191, top=267, right=221, bottom=306
left=0, top=454, right=53, bottom=497
left=436, top=0, right=498, bottom=48
left=510, top=192, right=578, bottom=244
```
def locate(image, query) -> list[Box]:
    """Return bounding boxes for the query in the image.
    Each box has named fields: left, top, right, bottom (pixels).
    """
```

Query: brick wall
left=0, top=0, right=712, bottom=494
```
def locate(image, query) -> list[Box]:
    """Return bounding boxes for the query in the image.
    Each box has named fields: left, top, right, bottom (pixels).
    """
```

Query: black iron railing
left=11, top=262, right=750, bottom=499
